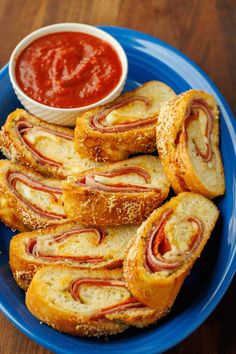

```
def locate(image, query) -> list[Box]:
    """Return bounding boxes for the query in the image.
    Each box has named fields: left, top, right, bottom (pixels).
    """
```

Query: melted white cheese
left=15, top=181, right=65, bottom=215
left=24, top=128, right=101, bottom=174
left=106, top=82, right=175, bottom=125
left=94, top=173, right=147, bottom=186
left=106, top=100, right=155, bottom=125
left=91, top=156, right=169, bottom=190
left=163, top=217, right=197, bottom=259
left=155, top=207, right=201, bottom=276
left=35, top=225, right=137, bottom=258
left=25, top=129, right=74, bottom=164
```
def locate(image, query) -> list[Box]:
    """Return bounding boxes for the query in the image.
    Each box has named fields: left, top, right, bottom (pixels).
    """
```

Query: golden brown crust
left=63, top=185, right=165, bottom=225
left=75, top=81, right=176, bottom=162
left=0, top=160, right=66, bottom=230
left=0, top=109, right=74, bottom=177
left=124, top=192, right=219, bottom=311
left=0, top=109, right=103, bottom=178
left=10, top=221, right=138, bottom=290
left=26, top=276, right=128, bottom=337
left=63, top=156, right=170, bottom=225
left=25, top=267, right=160, bottom=336
left=0, top=182, right=29, bottom=232
left=156, top=90, right=225, bottom=199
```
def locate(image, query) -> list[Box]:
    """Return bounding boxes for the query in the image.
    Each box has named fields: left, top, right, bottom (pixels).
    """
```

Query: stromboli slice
left=124, top=192, right=219, bottom=312
left=26, top=267, right=160, bottom=336
left=156, top=90, right=225, bottom=198
left=63, top=155, right=170, bottom=225
left=0, top=160, right=67, bottom=230
left=75, top=81, right=176, bottom=162
left=10, top=221, right=138, bottom=290
left=0, top=109, right=103, bottom=179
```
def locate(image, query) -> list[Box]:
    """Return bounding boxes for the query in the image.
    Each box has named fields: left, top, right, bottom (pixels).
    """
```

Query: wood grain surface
left=0, top=0, right=235, bottom=353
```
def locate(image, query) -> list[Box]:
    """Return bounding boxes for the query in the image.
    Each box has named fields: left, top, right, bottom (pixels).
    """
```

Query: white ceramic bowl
left=9, top=23, right=128, bottom=126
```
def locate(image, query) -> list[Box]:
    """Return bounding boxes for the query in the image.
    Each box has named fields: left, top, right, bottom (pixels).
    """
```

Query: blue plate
left=0, top=26, right=235, bottom=354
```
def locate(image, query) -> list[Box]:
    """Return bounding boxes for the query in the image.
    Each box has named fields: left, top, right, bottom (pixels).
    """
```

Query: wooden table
left=0, top=0, right=235, bottom=353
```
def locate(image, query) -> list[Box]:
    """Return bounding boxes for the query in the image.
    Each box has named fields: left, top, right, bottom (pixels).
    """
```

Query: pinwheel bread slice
left=0, top=109, right=103, bottom=179
left=124, top=192, right=219, bottom=312
left=26, top=267, right=160, bottom=336
left=63, top=155, right=170, bottom=225
left=10, top=221, right=138, bottom=290
left=74, top=81, right=175, bottom=162
left=0, top=160, right=67, bottom=231
left=156, top=90, right=225, bottom=199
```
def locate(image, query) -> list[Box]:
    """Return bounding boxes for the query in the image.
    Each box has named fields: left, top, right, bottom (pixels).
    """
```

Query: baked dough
left=124, top=192, right=219, bottom=311
left=10, top=221, right=138, bottom=290
left=75, top=81, right=175, bottom=162
left=0, top=160, right=66, bottom=230
left=63, top=155, right=170, bottom=225
left=26, top=267, right=161, bottom=336
left=156, top=90, right=225, bottom=198
left=0, top=109, right=104, bottom=179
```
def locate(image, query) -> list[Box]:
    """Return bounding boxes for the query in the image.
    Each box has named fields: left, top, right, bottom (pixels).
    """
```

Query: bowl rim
left=8, top=22, right=128, bottom=112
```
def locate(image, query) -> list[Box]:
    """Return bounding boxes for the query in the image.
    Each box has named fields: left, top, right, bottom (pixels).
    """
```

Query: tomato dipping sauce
left=15, top=32, right=123, bottom=109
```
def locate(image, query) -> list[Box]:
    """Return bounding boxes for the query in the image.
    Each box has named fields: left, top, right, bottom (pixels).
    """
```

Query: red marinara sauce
left=15, top=32, right=123, bottom=108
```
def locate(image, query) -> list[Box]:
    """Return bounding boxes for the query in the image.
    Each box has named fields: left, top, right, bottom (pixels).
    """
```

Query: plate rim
left=0, top=25, right=235, bottom=354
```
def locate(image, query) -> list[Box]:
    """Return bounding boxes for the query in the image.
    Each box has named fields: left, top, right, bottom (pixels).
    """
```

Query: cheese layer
left=106, top=82, right=175, bottom=125
left=15, top=180, right=65, bottom=216
left=91, top=156, right=169, bottom=190
left=24, top=128, right=101, bottom=175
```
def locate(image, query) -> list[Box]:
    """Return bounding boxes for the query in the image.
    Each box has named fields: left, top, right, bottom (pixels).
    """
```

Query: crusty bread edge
left=9, top=221, right=126, bottom=290
left=63, top=184, right=168, bottom=225
left=75, top=81, right=175, bottom=162
left=156, top=90, right=225, bottom=199
left=25, top=268, right=128, bottom=336
left=123, top=192, right=219, bottom=310
left=0, top=160, right=66, bottom=230
left=0, top=109, right=74, bottom=178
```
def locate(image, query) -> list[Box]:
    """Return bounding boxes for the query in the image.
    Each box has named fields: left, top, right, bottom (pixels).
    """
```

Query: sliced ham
left=93, top=298, right=145, bottom=319
left=16, top=119, right=73, bottom=168
left=70, top=277, right=145, bottom=318
left=145, top=210, right=203, bottom=273
left=89, top=97, right=157, bottom=133
left=26, top=239, right=39, bottom=257
left=184, top=99, right=213, bottom=162
left=77, top=166, right=160, bottom=193
left=50, top=227, right=105, bottom=245
left=26, top=227, right=106, bottom=264
left=7, top=171, right=66, bottom=220
left=187, top=216, right=204, bottom=251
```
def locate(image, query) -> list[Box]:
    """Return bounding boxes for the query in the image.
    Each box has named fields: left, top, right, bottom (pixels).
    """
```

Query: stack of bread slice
left=0, top=82, right=224, bottom=337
